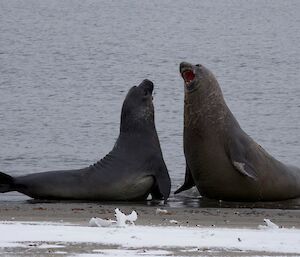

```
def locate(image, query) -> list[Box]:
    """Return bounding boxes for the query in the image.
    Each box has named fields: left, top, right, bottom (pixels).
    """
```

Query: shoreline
left=1, top=199, right=299, bottom=229
left=0, top=199, right=300, bottom=256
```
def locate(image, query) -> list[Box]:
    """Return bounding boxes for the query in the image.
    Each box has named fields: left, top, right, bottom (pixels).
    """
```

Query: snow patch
left=155, top=208, right=169, bottom=215
left=258, top=219, right=280, bottom=230
left=0, top=222, right=299, bottom=254
left=89, top=217, right=116, bottom=227
left=91, top=249, right=171, bottom=256
left=115, top=208, right=137, bottom=227
left=89, top=208, right=137, bottom=228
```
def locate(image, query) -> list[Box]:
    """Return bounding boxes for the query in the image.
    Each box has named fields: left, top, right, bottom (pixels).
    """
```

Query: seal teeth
left=182, top=70, right=195, bottom=85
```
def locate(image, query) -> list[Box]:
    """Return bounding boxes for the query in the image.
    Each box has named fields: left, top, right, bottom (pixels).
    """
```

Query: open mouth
left=182, top=69, right=195, bottom=86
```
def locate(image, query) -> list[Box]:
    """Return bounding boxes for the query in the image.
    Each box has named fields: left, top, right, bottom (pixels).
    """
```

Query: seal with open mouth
left=0, top=80, right=171, bottom=202
left=175, top=62, right=300, bottom=201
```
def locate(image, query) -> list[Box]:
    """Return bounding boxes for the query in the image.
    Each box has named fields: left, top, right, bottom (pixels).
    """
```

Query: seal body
left=175, top=62, right=300, bottom=201
left=0, top=80, right=171, bottom=202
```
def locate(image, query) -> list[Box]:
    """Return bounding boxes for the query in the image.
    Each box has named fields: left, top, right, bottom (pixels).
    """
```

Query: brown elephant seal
left=175, top=61, right=300, bottom=201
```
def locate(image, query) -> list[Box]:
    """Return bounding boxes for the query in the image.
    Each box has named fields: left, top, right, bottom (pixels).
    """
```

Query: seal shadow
left=172, top=193, right=300, bottom=210
left=26, top=198, right=166, bottom=207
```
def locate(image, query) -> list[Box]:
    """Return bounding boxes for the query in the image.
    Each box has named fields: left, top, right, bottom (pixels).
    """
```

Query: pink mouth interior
left=182, top=70, right=195, bottom=84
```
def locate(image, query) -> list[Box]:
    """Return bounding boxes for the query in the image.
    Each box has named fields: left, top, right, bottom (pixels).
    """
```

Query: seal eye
left=195, top=64, right=201, bottom=67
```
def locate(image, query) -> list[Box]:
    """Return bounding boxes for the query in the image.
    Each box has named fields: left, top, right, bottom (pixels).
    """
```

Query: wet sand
left=0, top=197, right=300, bottom=256
left=1, top=200, right=300, bottom=229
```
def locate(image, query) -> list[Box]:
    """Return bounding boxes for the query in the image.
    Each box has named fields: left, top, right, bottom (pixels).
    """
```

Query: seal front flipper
left=150, top=159, right=171, bottom=203
left=174, top=164, right=195, bottom=194
left=0, top=172, right=15, bottom=193
left=227, top=135, right=258, bottom=181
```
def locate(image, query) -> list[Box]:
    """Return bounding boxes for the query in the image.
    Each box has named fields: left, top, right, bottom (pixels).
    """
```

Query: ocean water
left=0, top=0, right=299, bottom=207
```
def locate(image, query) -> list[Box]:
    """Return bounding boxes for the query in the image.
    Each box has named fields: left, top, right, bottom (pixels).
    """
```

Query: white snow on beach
left=89, top=208, right=138, bottom=228
left=0, top=221, right=299, bottom=255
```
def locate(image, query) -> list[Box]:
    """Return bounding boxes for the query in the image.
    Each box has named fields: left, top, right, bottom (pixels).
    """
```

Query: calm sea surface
left=0, top=0, right=299, bottom=207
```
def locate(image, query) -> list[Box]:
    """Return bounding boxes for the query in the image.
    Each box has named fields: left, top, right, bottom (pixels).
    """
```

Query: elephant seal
left=0, top=79, right=171, bottom=202
left=175, top=62, right=300, bottom=201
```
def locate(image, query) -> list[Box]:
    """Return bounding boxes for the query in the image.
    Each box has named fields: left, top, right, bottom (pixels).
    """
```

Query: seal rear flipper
left=151, top=161, right=171, bottom=203
left=174, top=164, right=195, bottom=194
left=227, top=136, right=258, bottom=181
left=0, top=172, right=15, bottom=193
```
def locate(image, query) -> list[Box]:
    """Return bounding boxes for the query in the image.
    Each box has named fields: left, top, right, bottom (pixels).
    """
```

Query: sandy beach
left=1, top=199, right=300, bottom=228
left=0, top=196, right=300, bottom=256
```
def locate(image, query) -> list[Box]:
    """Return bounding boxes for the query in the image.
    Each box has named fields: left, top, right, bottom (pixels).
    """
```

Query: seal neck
left=118, top=123, right=161, bottom=153
left=120, top=113, right=157, bottom=136
left=120, top=122, right=156, bottom=135
left=184, top=83, right=228, bottom=129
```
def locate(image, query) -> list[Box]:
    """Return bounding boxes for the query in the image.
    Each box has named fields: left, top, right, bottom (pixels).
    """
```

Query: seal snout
left=180, top=62, right=195, bottom=87
left=139, top=79, right=154, bottom=95
left=180, top=62, right=192, bottom=73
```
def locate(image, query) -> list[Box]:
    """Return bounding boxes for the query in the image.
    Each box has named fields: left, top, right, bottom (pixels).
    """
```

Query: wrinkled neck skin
left=184, top=79, right=232, bottom=135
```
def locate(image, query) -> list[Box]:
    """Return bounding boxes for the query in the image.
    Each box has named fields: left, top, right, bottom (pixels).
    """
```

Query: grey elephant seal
left=0, top=80, right=171, bottom=202
left=175, top=62, right=300, bottom=201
